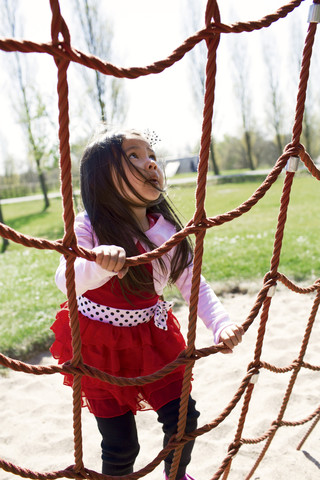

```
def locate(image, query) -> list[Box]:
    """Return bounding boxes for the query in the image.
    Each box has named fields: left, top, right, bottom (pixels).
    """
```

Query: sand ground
left=0, top=281, right=319, bottom=479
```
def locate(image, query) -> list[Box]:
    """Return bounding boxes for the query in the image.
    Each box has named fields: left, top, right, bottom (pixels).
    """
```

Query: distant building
left=165, top=156, right=199, bottom=177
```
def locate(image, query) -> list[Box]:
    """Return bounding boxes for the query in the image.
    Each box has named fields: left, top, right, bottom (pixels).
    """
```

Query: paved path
left=0, top=191, right=65, bottom=205
left=0, top=170, right=272, bottom=205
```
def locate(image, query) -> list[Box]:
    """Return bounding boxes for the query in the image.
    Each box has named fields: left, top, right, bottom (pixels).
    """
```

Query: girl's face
left=120, top=133, right=164, bottom=205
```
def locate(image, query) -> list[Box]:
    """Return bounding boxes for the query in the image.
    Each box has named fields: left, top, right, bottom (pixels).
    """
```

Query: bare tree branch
left=2, top=0, right=53, bottom=210
left=261, top=32, right=285, bottom=157
left=183, top=0, right=220, bottom=174
left=231, top=36, right=255, bottom=170
left=74, top=0, right=126, bottom=125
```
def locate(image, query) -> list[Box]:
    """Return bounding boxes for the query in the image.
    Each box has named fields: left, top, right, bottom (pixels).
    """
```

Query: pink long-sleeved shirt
left=55, top=212, right=233, bottom=344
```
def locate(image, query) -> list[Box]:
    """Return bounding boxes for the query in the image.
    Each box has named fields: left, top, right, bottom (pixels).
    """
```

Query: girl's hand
left=220, top=324, right=244, bottom=354
left=95, top=245, right=128, bottom=279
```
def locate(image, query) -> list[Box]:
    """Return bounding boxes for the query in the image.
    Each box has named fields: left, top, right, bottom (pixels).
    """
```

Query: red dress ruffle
left=50, top=250, right=188, bottom=418
left=50, top=303, right=186, bottom=418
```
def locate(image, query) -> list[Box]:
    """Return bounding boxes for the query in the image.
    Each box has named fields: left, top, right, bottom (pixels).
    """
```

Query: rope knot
left=283, top=142, right=304, bottom=159
left=263, top=271, right=280, bottom=287
left=292, top=359, right=302, bottom=369
left=247, top=361, right=261, bottom=376
left=71, top=465, right=90, bottom=479
left=194, top=218, right=211, bottom=231
left=63, top=359, right=86, bottom=377
left=227, top=441, right=241, bottom=456
left=271, top=420, right=281, bottom=429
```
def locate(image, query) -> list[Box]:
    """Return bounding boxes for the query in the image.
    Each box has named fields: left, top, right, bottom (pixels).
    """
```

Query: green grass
left=0, top=198, right=65, bottom=360
left=169, top=172, right=320, bottom=283
left=0, top=172, right=319, bottom=360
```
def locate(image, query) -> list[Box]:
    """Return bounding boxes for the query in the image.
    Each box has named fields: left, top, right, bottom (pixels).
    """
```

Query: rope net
left=0, top=0, right=320, bottom=479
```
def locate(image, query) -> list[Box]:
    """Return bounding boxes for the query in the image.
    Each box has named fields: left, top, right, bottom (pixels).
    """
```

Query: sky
left=0, top=0, right=317, bottom=173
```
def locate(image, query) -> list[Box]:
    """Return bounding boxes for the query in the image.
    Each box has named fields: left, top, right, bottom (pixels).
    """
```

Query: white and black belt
left=76, top=295, right=173, bottom=331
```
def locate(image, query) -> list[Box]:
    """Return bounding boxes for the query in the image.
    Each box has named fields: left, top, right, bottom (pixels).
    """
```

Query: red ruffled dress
left=50, top=247, right=187, bottom=418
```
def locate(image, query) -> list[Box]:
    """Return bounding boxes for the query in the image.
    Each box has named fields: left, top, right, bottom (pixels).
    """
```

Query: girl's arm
left=55, top=212, right=123, bottom=296
left=175, top=265, right=243, bottom=350
left=145, top=214, right=243, bottom=350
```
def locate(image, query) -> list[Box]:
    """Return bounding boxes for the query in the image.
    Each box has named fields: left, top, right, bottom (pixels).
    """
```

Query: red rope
left=0, top=1, right=319, bottom=479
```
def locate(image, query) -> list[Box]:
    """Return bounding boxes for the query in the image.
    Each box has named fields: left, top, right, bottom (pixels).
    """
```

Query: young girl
left=50, top=128, right=243, bottom=480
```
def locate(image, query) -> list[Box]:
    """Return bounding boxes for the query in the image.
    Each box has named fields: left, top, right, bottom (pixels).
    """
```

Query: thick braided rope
left=244, top=288, right=320, bottom=480
left=243, top=12, right=320, bottom=478
left=50, top=0, right=86, bottom=475
left=168, top=2, right=222, bottom=477
left=296, top=409, right=320, bottom=450
left=0, top=1, right=306, bottom=79
left=220, top=10, right=320, bottom=478
left=0, top=1, right=319, bottom=479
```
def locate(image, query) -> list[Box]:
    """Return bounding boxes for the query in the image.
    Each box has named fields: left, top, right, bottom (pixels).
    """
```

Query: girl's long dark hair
left=80, top=127, right=193, bottom=298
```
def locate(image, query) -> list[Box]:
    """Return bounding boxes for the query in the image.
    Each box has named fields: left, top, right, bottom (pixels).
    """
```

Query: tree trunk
left=275, top=132, right=283, bottom=157
left=244, top=130, right=255, bottom=170
left=0, top=203, right=9, bottom=253
left=95, top=70, right=106, bottom=121
left=210, top=141, right=220, bottom=175
left=303, top=111, right=312, bottom=159
left=38, top=170, right=50, bottom=210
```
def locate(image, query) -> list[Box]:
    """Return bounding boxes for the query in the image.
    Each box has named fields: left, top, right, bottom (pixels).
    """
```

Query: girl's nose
left=145, top=157, right=157, bottom=170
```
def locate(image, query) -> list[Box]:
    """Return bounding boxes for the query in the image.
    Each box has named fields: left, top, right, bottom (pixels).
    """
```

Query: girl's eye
left=150, top=154, right=157, bottom=161
left=129, top=153, right=138, bottom=160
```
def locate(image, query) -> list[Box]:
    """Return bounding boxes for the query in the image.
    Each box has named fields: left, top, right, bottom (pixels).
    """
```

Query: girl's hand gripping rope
left=220, top=324, right=244, bottom=354
left=95, top=245, right=129, bottom=279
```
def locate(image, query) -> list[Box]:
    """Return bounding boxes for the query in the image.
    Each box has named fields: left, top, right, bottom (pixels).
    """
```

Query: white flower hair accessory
left=143, top=129, right=161, bottom=147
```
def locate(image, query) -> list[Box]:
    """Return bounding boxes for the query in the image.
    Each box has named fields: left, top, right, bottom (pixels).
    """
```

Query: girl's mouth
left=146, top=177, right=159, bottom=186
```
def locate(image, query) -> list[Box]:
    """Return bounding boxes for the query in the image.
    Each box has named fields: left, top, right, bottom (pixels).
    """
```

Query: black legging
left=95, top=396, right=199, bottom=479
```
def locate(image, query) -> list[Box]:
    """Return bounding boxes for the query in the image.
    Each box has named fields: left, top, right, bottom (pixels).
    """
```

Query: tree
left=184, top=0, right=220, bottom=175
left=0, top=140, right=12, bottom=253
left=2, top=0, right=54, bottom=210
left=290, top=17, right=320, bottom=160
left=253, top=132, right=285, bottom=168
left=74, top=0, right=126, bottom=125
left=216, top=134, right=246, bottom=171
left=0, top=198, right=9, bottom=253
left=230, top=36, right=255, bottom=170
left=261, top=32, right=285, bottom=157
